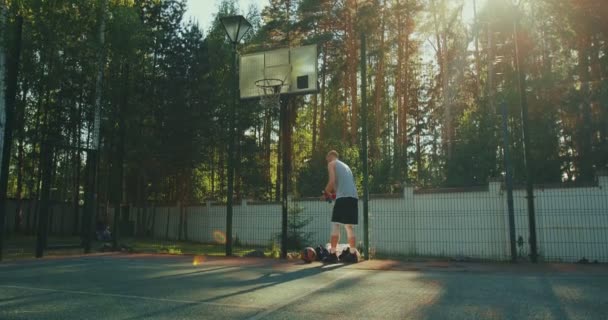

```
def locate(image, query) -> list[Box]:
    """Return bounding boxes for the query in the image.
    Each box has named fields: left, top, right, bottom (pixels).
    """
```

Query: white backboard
left=239, top=44, right=319, bottom=100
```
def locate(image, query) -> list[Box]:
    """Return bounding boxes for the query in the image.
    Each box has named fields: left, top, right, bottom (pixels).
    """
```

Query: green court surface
left=1, top=254, right=607, bottom=320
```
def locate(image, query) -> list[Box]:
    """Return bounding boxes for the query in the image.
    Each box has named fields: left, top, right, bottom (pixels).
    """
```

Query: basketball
left=301, top=247, right=316, bottom=263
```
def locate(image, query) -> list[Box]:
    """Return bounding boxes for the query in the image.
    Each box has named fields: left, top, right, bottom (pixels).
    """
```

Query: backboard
left=239, top=44, right=319, bottom=100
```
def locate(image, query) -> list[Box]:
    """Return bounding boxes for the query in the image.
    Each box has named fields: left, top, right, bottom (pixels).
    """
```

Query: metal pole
left=513, top=12, right=538, bottom=263
left=360, top=32, right=370, bottom=259
left=226, top=44, right=237, bottom=256
left=280, top=98, right=289, bottom=259
left=501, top=101, right=517, bottom=262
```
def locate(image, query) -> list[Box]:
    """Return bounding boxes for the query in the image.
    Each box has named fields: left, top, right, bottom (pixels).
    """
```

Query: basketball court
left=1, top=253, right=607, bottom=319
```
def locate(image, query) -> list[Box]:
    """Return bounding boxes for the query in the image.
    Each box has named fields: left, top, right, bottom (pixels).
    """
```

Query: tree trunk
left=431, top=0, right=451, bottom=161
left=1, top=11, right=23, bottom=243
left=487, top=23, right=495, bottom=114
left=113, top=62, right=129, bottom=239
left=0, top=0, right=5, bottom=247
left=578, top=36, right=593, bottom=181
left=415, top=104, right=422, bottom=182
left=372, top=0, right=387, bottom=162
left=473, top=0, right=481, bottom=100
left=178, top=198, right=183, bottom=241
left=263, top=109, right=271, bottom=197
left=312, top=94, right=318, bottom=155
left=589, top=35, right=605, bottom=169
left=0, top=0, right=7, bottom=184
left=275, top=136, right=281, bottom=202
left=319, top=39, right=328, bottom=143
left=210, top=150, right=215, bottom=197
left=395, top=0, right=404, bottom=179
left=72, top=88, right=84, bottom=235
left=218, top=148, right=225, bottom=199
left=14, top=76, right=28, bottom=233
left=27, top=94, right=44, bottom=235
left=347, top=0, right=358, bottom=145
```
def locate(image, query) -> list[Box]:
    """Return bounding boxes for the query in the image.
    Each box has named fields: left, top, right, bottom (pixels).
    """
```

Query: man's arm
left=325, top=161, right=336, bottom=195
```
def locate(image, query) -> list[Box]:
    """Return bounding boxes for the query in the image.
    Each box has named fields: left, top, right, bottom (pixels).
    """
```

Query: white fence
left=4, top=176, right=607, bottom=262
left=2, top=200, right=82, bottom=235
left=122, top=176, right=608, bottom=262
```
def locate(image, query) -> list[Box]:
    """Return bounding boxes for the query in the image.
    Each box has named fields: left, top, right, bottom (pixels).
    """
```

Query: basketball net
left=256, top=79, right=283, bottom=111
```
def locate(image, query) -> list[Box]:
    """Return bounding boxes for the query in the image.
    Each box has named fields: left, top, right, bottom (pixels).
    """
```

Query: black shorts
left=331, top=197, right=358, bottom=225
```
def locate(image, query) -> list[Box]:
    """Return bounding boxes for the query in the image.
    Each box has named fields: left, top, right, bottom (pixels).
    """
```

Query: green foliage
left=3, top=0, right=607, bottom=232
left=268, top=239, right=280, bottom=258
left=296, top=153, right=326, bottom=197
left=276, top=204, right=313, bottom=251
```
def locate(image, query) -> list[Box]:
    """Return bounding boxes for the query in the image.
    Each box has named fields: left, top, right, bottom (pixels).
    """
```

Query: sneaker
left=338, top=247, right=351, bottom=261
left=341, top=249, right=360, bottom=263
left=322, top=252, right=339, bottom=264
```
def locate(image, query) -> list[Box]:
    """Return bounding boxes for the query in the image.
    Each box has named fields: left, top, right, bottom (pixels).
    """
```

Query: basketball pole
left=360, top=32, right=370, bottom=260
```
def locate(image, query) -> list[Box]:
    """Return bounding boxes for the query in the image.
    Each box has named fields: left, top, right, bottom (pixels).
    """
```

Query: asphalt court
left=1, top=254, right=607, bottom=320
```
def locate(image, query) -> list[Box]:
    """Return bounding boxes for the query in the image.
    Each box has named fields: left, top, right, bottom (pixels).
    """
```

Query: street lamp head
left=220, top=15, right=252, bottom=45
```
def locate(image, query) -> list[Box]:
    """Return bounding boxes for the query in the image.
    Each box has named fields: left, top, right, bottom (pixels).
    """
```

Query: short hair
left=326, top=150, right=339, bottom=158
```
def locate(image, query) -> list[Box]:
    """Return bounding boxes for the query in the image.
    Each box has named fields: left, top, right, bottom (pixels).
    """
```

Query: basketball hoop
left=256, top=78, right=284, bottom=110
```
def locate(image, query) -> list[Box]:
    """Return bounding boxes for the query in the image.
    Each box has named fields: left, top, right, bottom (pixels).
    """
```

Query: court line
left=0, top=285, right=264, bottom=310
left=245, top=270, right=355, bottom=320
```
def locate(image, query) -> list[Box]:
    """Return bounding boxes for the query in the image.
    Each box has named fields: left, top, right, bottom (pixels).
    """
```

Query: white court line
left=0, top=285, right=264, bottom=310
left=246, top=270, right=356, bottom=320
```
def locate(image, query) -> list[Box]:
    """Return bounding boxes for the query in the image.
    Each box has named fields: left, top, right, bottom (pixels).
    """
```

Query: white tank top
left=334, top=160, right=358, bottom=199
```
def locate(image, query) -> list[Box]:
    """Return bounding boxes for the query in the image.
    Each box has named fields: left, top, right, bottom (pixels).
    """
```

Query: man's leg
left=330, top=223, right=340, bottom=253
left=345, top=224, right=356, bottom=253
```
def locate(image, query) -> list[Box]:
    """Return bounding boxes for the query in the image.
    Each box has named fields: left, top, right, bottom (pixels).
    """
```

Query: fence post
left=403, top=184, right=415, bottom=256
left=598, top=172, right=608, bottom=190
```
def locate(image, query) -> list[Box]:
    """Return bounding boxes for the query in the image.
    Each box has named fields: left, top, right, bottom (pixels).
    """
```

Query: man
left=322, top=150, right=359, bottom=263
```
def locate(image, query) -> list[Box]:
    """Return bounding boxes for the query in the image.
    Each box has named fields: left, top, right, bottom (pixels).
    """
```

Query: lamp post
left=220, top=15, right=252, bottom=256
left=511, top=1, right=538, bottom=262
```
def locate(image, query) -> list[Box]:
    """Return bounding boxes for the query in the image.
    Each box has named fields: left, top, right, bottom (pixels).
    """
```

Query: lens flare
left=192, top=255, right=205, bottom=266
left=213, top=230, right=226, bottom=244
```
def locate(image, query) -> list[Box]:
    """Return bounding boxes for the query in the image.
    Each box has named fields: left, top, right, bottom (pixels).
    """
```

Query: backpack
left=315, top=245, right=329, bottom=261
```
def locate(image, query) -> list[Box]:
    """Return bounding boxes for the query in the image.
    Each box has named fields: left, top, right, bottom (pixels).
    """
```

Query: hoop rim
left=255, top=78, right=285, bottom=89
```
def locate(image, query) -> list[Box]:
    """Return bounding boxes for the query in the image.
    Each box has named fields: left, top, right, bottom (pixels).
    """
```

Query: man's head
left=326, top=150, right=339, bottom=162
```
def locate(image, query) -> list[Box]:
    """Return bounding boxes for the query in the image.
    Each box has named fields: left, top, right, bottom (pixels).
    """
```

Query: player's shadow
left=122, top=261, right=351, bottom=320
left=200, top=262, right=349, bottom=301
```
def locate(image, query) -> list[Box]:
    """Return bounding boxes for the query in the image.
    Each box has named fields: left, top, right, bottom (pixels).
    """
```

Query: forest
left=0, top=0, right=606, bottom=219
